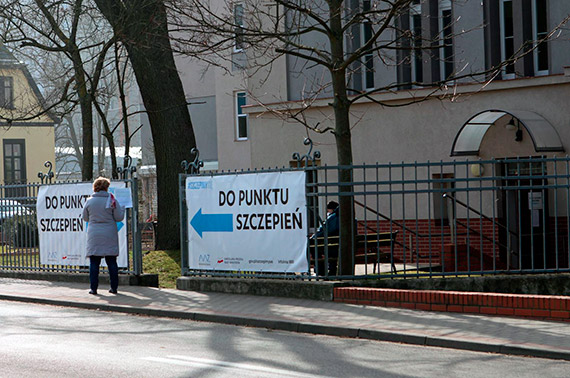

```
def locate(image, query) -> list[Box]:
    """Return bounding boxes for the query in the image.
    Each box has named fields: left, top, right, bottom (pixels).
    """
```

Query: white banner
left=186, top=171, right=308, bottom=272
left=37, top=183, right=128, bottom=267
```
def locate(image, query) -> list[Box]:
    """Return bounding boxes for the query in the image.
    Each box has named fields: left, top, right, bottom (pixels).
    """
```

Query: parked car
left=0, top=199, right=31, bottom=221
left=0, top=199, right=36, bottom=247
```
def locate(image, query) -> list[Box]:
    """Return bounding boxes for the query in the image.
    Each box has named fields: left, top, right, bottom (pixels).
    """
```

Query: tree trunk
left=333, top=97, right=355, bottom=277
left=71, top=50, right=94, bottom=181
left=93, top=99, right=119, bottom=179
left=65, top=115, right=83, bottom=168
left=115, top=44, right=131, bottom=169
left=95, top=0, right=196, bottom=250
left=96, top=116, right=104, bottom=175
left=330, top=0, right=355, bottom=276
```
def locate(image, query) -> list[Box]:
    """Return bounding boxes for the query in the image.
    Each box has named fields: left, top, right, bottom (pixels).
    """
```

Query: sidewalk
left=1, top=277, right=570, bottom=361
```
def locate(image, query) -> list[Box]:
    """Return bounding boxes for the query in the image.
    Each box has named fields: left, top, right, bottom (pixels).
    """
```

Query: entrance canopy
left=451, top=109, right=565, bottom=156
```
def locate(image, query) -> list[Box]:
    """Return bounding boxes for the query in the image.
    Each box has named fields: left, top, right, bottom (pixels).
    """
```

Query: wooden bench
left=309, top=231, right=399, bottom=275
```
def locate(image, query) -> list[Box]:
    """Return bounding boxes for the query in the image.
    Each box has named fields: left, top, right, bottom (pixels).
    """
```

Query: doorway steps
left=442, top=243, right=506, bottom=272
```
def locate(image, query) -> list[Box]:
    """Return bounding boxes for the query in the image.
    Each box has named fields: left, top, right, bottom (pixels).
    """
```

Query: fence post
left=131, top=175, right=142, bottom=275
left=37, top=161, right=54, bottom=184
left=293, top=138, right=321, bottom=276
left=117, top=156, right=141, bottom=275
left=180, top=148, right=202, bottom=276
left=179, top=173, right=188, bottom=276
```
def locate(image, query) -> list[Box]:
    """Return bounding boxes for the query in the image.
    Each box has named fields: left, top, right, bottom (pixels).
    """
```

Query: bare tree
left=1, top=0, right=197, bottom=249
left=0, top=0, right=119, bottom=181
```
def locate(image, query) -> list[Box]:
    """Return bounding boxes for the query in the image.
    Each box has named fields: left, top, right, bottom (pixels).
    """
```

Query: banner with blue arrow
left=185, top=172, right=308, bottom=273
left=36, top=182, right=129, bottom=268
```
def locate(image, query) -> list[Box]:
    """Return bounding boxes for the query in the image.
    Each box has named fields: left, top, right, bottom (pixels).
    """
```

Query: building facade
left=174, top=0, right=570, bottom=269
left=176, top=0, right=570, bottom=169
left=0, top=44, right=56, bottom=187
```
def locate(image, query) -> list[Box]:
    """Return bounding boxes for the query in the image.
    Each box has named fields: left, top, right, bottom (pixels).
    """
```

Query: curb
left=1, top=293, right=569, bottom=361
left=176, top=276, right=345, bottom=301
left=0, top=271, right=159, bottom=287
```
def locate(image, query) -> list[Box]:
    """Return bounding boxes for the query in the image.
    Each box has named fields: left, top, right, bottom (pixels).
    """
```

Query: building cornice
left=245, top=74, right=570, bottom=115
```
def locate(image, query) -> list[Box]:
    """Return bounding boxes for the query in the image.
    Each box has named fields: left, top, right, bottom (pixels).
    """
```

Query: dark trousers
left=317, top=246, right=338, bottom=276
left=89, top=256, right=119, bottom=292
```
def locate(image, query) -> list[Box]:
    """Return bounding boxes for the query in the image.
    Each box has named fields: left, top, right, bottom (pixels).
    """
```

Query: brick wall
left=334, top=287, right=570, bottom=322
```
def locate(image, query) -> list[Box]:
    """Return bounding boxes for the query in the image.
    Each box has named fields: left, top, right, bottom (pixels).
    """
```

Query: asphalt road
left=0, top=300, right=568, bottom=378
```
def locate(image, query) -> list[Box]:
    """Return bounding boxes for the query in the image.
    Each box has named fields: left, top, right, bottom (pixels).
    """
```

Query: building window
left=533, top=0, right=548, bottom=75
left=410, top=1, right=423, bottom=84
left=500, top=0, right=515, bottom=78
left=439, top=1, right=453, bottom=80
left=3, top=139, right=26, bottom=183
left=0, top=76, right=14, bottom=109
left=361, top=0, right=374, bottom=89
left=235, top=92, right=248, bottom=140
left=234, top=3, right=245, bottom=52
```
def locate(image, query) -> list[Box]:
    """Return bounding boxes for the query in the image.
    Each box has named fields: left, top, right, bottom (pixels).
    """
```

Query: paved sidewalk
left=1, top=277, right=570, bottom=361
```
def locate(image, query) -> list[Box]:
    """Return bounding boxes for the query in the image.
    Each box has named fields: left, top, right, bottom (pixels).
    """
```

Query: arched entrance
left=450, top=109, right=564, bottom=157
left=451, top=110, right=565, bottom=269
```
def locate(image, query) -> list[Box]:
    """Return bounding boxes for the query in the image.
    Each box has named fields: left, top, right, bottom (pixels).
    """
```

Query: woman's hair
left=93, top=177, right=111, bottom=192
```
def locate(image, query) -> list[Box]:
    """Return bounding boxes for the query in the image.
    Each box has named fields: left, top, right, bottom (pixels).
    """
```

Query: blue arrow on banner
left=190, top=208, right=233, bottom=238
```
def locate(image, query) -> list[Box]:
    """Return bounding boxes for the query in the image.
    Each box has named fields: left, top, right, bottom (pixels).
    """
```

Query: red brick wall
left=334, top=287, right=570, bottom=322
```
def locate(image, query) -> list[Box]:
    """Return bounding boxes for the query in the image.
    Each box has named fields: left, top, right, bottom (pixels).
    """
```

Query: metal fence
left=0, top=177, right=142, bottom=275
left=181, top=156, right=570, bottom=280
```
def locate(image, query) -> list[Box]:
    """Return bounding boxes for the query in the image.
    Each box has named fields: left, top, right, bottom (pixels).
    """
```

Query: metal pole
left=131, top=175, right=142, bottom=276
left=179, top=173, right=189, bottom=276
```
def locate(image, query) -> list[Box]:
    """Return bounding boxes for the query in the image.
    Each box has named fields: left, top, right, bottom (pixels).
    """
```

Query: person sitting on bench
left=310, top=201, right=339, bottom=275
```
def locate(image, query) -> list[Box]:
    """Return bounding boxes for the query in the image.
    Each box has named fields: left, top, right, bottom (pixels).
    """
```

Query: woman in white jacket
left=82, top=177, right=125, bottom=295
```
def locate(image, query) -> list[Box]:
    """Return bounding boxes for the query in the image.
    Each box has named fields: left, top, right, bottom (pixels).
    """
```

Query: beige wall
left=0, top=68, right=53, bottom=124
left=0, top=126, right=55, bottom=183
left=247, top=75, right=570, bottom=168
left=214, top=64, right=252, bottom=170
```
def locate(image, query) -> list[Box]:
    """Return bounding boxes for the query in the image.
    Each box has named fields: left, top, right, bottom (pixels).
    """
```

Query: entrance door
left=497, top=160, right=548, bottom=270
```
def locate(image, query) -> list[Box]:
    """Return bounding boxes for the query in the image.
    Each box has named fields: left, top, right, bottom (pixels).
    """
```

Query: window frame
left=3, top=139, right=26, bottom=184
left=233, top=3, right=245, bottom=53
left=439, top=1, right=454, bottom=81
left=409, top=2, right=423, bottom=85
left=361, top=0, right=375, bottom=90
left=532, top=0, right=549, bottom=76
left=0, top=76, right=14, bottom=109
left=499, top=0, right=516, bottom=79
left=235, top=91, right=248, bottom=141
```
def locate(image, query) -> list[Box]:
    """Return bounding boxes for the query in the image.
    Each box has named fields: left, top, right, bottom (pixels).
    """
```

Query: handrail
left=443, top=193, right=518, bottom=238
left=355, top=197, right=511, bottom=262
left=453, top=218, right=510, bottom=251
left=354, top=199, right=430, bottom=261
left=354, top=199, right=429, bottom=238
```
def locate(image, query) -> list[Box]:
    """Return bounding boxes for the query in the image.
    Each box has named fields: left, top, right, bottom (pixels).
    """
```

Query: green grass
left=142, top=250, right=181, bottom=288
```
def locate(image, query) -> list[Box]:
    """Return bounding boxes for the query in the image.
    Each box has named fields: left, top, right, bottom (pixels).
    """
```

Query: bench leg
left=390, top=241, right=397, bottom=274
